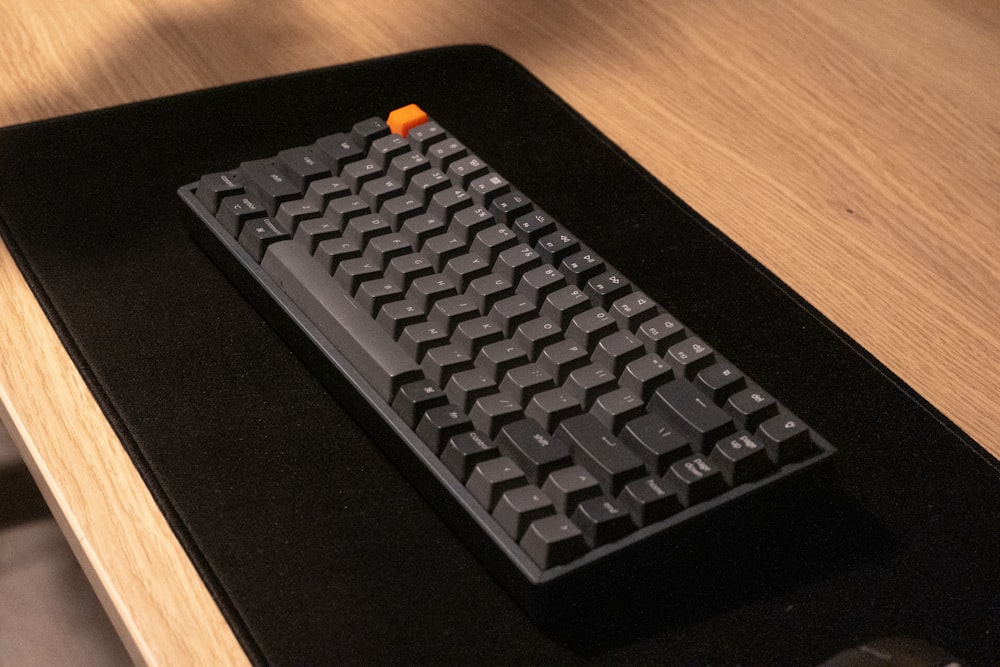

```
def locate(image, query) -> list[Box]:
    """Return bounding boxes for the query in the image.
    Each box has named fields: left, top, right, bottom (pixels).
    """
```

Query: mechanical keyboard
left=178, top=103, right=836, bottom=615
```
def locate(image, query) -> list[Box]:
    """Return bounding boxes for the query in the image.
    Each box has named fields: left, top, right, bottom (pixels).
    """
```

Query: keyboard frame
left=179, top=173, right=837, bottom=607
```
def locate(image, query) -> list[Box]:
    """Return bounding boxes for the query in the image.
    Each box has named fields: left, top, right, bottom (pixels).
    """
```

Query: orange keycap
left=387, top=104, right=429, bottom=138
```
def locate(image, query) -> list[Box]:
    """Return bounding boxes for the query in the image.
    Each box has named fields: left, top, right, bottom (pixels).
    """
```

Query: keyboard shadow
left=530, top=486, right=896, bottom=654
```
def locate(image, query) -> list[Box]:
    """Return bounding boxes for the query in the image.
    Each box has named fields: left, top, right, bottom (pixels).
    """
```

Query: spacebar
left=260, top=240, right=422, bottom=401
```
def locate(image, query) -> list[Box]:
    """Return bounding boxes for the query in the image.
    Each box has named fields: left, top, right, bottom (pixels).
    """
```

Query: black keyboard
left=178, top=103, right=836, bottom=615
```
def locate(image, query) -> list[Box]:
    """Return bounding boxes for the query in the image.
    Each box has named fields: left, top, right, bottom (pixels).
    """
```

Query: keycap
left=493, top=485, right=556, bottom=540
left=496, top=419, right=572, bottom=485
left=571, top=497, right=634, bottom=547
left=519, top=514, right=587, bottom=569
left=554, top=414, right=645, bottom=495
left=667, top=454, right=728, bottom=506
left=619, top=477, right=682, bottom=526
left=649, top=379, right=735, bottom=451
left=466, top=457, right=527, bottom=511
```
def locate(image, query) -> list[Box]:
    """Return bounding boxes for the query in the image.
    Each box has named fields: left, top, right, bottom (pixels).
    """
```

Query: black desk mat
left=2, top=46, right=998, bottom=665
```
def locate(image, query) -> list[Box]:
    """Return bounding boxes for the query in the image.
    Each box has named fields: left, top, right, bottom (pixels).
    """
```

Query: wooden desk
left=2, top=1, right=997, bottom=663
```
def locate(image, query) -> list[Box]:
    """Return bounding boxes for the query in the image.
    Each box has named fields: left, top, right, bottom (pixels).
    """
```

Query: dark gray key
left=428, top=294, right=479, bottom=334
left=238, top=159, right=302, bottom=216
left=499, top=364, right=556, bottom=406
left=343, top=212, right=392, bottom=247
left=511, top=209, right=556, bottom=245
left=195, top=172, right=243, bottom=214
left=416, top=404, right=472, bottom=455
left=364, top=232, right=412, bottom=269
left=536, top=230, right=580, bottom=266
left=391, top=378, right=447, bottom=428
left=341, top=158, right=384, bottom=193
left=387, top=150, right=431, bottom=186
left=315, top=132, right=364, bottom=173
left=355, top=277, right=404, bottom=316
left=493, top=485, right=555, bottom=540
left=333, top=257, right=381, bottom=295
left=726, top=385, right=779, bottom=432
left=293, top=216, right=342, bottom=253
left=470, top=224, right=518, bottom=264
left=649, top=379, right=735, bottom=451
left=710, top=431, right=774, bottom=485
left=520, top=514, right=588, bottom=569
left=277, top=146, right=331, bottom=191
left=590, top=388, right=645, bottom=434
left=469, top=393, right=523, bottom=439
left=376, top=299, right=425, bottom=339
left=610, top=291, right=658, bottom=331
left=591, top=329, right=645, bottom=375
left=239, top=217, right=289, bottom=262
left=407, top=168, right=451, bottom=204
left=666, top=336, right=717, bottom=379
left=541, top=466, right=602, bottom=515
left=422, top=344, right=474, bottom=388
left=475, top=340, right=529, bottom=380
left=496, top=419, right=572, bottom=485
left=427, top=138, right=469, bottom=170
left=468, top=172, right=511, bottom=207
left=452, top=317, right=504, bottom=356
left=406, top=120, right=447, bottom=152
left=512, top=317, right=562, bottom=360
left=620, top=353, right=674, bottom=401
left=619, top=477, right=682, bottom=526
left=380, top=195, right=424, bottom=233
left=441, top=431, right=499, bottom=482
left=538, top=339, right=589, bottom=384
left=428, top=186, right=474, bottom=221
left=585, top=270, right=631, bottom=309
left=304, top=176, right=351, bottom=209
left=466, top=456, right=526, bottom=511
left=489, top=191, right=533, bottom=225
left=620, top=413, right=692, bottom=475
left=554, top=414, right=645, bottom=495
left=384, top=253, right=434, bottom=290
left=444, top=368, right=497, bottom=413
left=667, top=454, right=728, bottom=506
left=540, top=285, right=591, bottom=329
left=260, top=241, right=422, bottom=401
left=565, top=364, right=617, bottom=409
left=447, top=154, right=490, bottom=188
left=449, top=205, right=494, bottom=243
left=565, top=307, right=617, bottom=351
left=443, top=253, right=490, bottom=291
left=350, top=116, right=390, bottom=151
left=489, top=295, right=537, bottom=337
left=517, top=266, right=566, bottom=305
left=216, top=193, right=266, bottom=237
left=571, top=497, right=633, bottom=547
left=559, top=250, right=605, bottom=287
left=406, top=274, right=458, bottom=310
left=422, top=233, right=467, bottom=271
left=467, top=274, right=515, bottom=314
left=398, top=321, right=449, bottom=361
left=494, top=244, right=542, bottom=283
left=400, top=213, right=446, bottom=249
left=637, top=312, right=687, bottom=355
left=359, top=176, right=404, bottom=211
left=757, top=412, right=815, bottom=464
left=314, top=238, right=361, bottom=275
left=524, top=388, right=583, bottom=433
left=324, top=195, right=371, bottom=227
left=694, top=361, right=747, bottom=404
left=367, top=133, right=410, bottom=169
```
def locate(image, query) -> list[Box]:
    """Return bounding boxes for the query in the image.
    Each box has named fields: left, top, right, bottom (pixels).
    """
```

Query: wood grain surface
left=2, top=1, right=998, bottom=663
